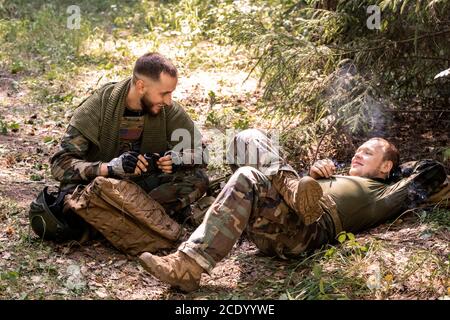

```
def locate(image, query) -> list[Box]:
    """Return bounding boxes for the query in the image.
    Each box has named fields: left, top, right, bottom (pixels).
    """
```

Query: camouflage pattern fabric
left=134, top=168, right=209, bottom=219
left=225, top=128, right=297, bottom=176
left=66, top=177, right=183, bottom=255
left=179, top=166, right=336, bottom=274
left=51, top=114, right=145, bottom=190
left=51, top=125, right=102, bottom=190
left=179, top=129, right=336, bottom=273
left=424, top=175, right=450, bottom=208
left=118, top=115, right=145, bottom=153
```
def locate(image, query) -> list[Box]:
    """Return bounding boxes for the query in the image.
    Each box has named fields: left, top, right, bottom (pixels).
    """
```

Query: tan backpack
left=65, top=177, right=183, bottom=256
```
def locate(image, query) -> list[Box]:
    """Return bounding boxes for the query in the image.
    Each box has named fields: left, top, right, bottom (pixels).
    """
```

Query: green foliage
left=205, top=106, right=254, bottom=130
left=10, top=60, right=25, bottom=74
left=208, top=90, right=217, bottom=107
left=227, top=0, right=450, bottom=150
left=336, top=231, right=368, bottom=256
left=8, top=122, right=19, bottom=132
left=0, top=118, right=20, bottom=134
left=43, top=136, right=54, bottom=144
left=0, top=1, right=91, bottom=74
left=284, top=258, right=367, bottom=300
left=0, top=271, right=19, bottom=282
left=30, top=174, right=43, bottom=181
left=0, top=0, right=241, bottom=113
left=443, top=148, right=450, bottom=162
left=0, top=117, right=8, bottom=135
left=136, top=0, right=238, bottom=44
left=422, top=208, right=450, bottom=230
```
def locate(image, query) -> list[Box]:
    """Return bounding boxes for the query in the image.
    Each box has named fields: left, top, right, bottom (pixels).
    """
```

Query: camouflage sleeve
left=50, top=125, right=102, bottom=184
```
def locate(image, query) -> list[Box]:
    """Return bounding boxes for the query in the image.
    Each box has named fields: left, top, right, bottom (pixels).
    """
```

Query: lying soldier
left=138, top=129, right=448, bottom=292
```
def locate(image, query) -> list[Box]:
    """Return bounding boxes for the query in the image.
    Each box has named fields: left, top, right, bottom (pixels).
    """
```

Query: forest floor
left=0, top=3, right=449, bottom=300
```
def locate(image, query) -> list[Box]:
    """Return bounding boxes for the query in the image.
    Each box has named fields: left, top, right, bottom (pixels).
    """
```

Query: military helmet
left=29, top=187, right=85, bottom=241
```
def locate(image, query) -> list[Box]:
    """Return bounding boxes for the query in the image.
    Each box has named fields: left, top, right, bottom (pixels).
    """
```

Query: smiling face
left=349, top=139, right=394, bottom=179
left=136, top=72, right=178, bottom=116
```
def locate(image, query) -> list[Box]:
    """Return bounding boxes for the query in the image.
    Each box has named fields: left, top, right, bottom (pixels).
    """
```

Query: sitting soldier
left=31, top=53, right=208, bottom=254
left=138, top=129, right=448, bottom=292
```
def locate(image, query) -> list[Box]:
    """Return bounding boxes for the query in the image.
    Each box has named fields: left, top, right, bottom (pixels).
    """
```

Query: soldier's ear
left=136, top=79, right=146, bottom=94
left=381, top=160, right=393, bottom=175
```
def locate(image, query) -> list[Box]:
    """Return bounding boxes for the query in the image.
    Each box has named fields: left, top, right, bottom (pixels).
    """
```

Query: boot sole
left=296, top=177, right=324, bottom=225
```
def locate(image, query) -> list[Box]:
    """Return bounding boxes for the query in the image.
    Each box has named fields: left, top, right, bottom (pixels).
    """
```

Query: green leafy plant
left=8, top=122, right=19, bottom=132
left=30, top=174, right=43, bottom=181
left=0, top=118, right=8, bottom=135
left=336, top=231, right=368, bottom=256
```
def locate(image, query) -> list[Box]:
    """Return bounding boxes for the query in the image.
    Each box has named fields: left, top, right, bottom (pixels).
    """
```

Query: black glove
left=107, top=151, right=140, bottom=178
left=143, top=153, right=162, bottom=173
left=144, top=151, right=183, bottom=174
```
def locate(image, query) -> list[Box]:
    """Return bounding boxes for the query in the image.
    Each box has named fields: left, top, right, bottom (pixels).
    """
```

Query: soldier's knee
left=234, top=166, right=260, bottom=178
left=227, top=129, right=274, bottom=171
left=232, top=166, right=268, bottom=186
left=235, top=129, right=268, bottom=143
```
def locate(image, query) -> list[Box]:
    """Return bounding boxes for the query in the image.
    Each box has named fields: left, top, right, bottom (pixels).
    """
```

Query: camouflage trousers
left=179, top=167, right=335, bottom=273
left=179, top=129, right=335, bottom=274
left=133, top=168, right=209, bottom=220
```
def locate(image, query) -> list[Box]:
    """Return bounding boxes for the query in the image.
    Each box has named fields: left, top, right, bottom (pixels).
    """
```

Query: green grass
left=422, top=208, right=450, bottom=230
left=209, top=210, right=450, bottom=300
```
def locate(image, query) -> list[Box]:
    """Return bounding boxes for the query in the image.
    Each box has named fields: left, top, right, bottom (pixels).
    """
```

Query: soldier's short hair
left=369, top=137, right=400, bottom=171
left=133, top=52, right=178, bottom=82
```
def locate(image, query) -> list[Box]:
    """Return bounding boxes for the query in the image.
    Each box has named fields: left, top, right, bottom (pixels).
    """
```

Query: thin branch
left=310, top=116, right=338, bottom=169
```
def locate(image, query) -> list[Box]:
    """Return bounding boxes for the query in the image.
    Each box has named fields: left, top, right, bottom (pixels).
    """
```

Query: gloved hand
left=143, top=150, right=180, bottom=174
left=143, top=153, right=162, bottom=173
left=107, top=151, right=146, bottom=178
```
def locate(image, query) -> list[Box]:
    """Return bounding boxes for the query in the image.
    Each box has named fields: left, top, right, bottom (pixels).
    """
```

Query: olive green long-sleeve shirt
left=317, top=160, right=446, bottom=233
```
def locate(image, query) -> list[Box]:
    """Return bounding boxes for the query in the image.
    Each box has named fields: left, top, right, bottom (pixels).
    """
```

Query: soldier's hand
left=310, top=159, right=336, bottom=179
left=157, top=155, right=173, bottom=174
left=135, top=154, right=149, bottom=175
left=108, top=151, right=148, bottom=178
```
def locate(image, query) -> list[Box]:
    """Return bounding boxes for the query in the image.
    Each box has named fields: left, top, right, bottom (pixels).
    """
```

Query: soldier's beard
left=140, top=96, right=162, bottom=117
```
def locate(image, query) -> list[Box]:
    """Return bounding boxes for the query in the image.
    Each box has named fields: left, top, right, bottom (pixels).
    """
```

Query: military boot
left=138, top=251, right=203, bottom=292
left=271, top=171, right=324, bottom=225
